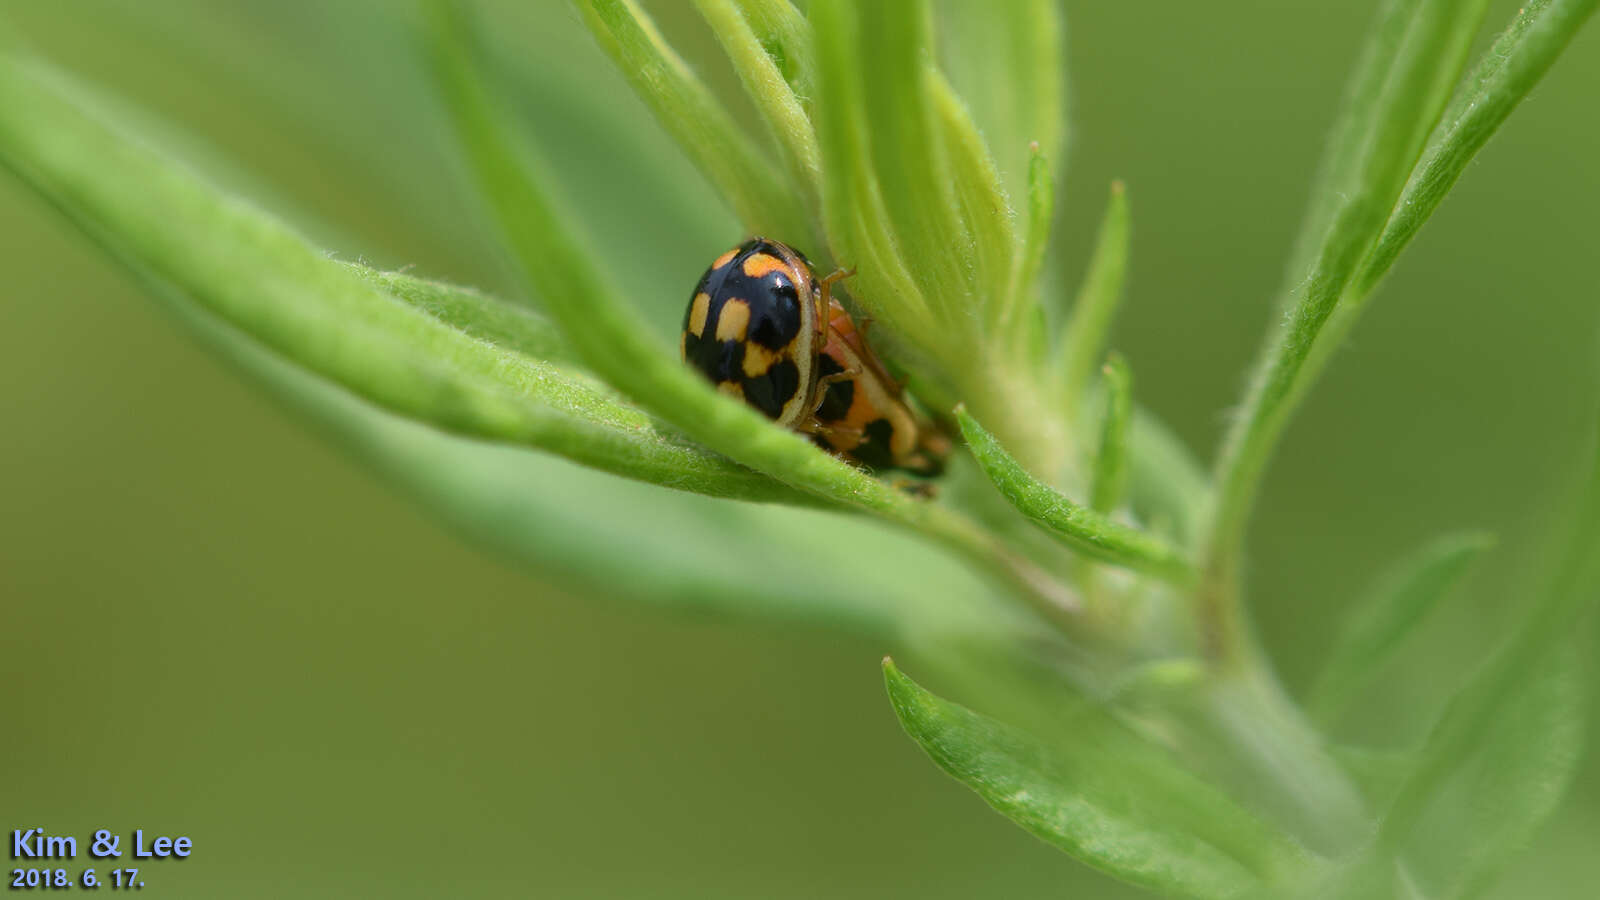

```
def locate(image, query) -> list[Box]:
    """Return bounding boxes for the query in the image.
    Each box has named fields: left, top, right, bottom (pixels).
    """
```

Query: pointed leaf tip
left=1308, top=531, right=1494, bottom=725
left=1059, top=181, right=1131, bottom=418
left=1091, top=353, right=1133, bottom=514
left=0, top=52, right=804, bottom=504
left=884, top=662, right=1313, bottom=899
left=957, top=407, right=1191, bottom=582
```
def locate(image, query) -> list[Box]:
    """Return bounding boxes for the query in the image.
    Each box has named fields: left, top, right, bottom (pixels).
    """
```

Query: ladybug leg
left=890, top=477, right=938, bottom=499
left=800, top=419, right=865, bottom=444
left=814, top=267, right=856, bottom=353
left=808, top=367, right=862, bottom=417
left=818, top=266, right=857, bottom=306
left=800, top=371, right=864, bottom=445
left=798, top=418, right=862, bottom=441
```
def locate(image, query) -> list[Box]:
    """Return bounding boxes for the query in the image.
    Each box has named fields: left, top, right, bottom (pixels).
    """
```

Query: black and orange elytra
left=682, top=237, right=948, bottom=477
left=681, top=237, right=824, bottom=427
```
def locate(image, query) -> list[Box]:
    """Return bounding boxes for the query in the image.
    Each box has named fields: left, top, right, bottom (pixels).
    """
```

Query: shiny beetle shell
left=680, top=237, right=825, bottom=428
left=682, top=237, right=948, bottom=477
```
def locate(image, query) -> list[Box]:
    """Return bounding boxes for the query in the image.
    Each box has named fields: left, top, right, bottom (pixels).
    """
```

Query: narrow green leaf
left=1355, top=0, right=1600, bottom=298
left=571, top=0, right=810, bottom=243
left=807, top=0, right=943, bottom=360
left=729, top=0, right=816, bottom=101
left=1127, top=404, right=1212, bottom=548
left=1380, top=426, right=1600, bottom=896
left=957, top=407, right=1192, bottom=583
left=151, top=273, right=1006, bottom=641
left=1277, top=0, right=1483, bottom=293
left=884, top=660, right=1316, bottom=899
left=1384, top=638, right=1585, bottom=898
left=352, top=266, right=576, bottom=368
left=1013, top=144, right=1055, bottom=335
left=1328, top=745, right=1421, bottom=814
left=1059, top=181, right=1130, bottom=420
left=1177, top=672, right=1370, bottom=857
left=693, top=0, right=822, bottom=206
left=0, top=28, right=1013, bottom=638
left=1249, top=854, right=1395, bottom=900
left=934, top=0, right=1065, bottom=208
left=855, top=0, right=971, bottom=324
left=429, top=2, right=1070, bottom=611
left=1306, top=532, right=1493, bottom=726
left=1091, top=354, right=1133, bottom=513
left=0, top=53, right=805, bottom=505
left=1205, top=0, right=1494, bottom=597
left=928, top=68, right=1019, bottom=334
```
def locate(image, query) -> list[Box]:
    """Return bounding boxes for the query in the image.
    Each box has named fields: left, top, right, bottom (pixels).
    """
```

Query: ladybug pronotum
left=681, top=237, right=947, bottom=476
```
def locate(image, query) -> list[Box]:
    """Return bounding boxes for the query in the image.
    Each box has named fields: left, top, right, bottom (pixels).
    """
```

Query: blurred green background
left=3, top=1, right=1596, bottom=896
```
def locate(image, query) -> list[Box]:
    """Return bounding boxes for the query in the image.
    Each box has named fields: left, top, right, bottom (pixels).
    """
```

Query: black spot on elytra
left=713, top=339, right=744, bottom=383
left=745, top=275, right=801, bottom=350
left=683, top=329, right=744, bottom=385
left=742, top=357, right=799, bottom=419
left=813, top=354, right=854, bottom=421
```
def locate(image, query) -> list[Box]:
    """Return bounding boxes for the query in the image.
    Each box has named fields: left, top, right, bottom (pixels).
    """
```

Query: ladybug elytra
left=682, top=237, right=946, bottom=477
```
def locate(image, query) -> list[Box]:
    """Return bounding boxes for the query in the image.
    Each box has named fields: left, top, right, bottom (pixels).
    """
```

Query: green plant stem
left=1186, top=662, right=1370, bottom=857
left=1196, top=3, right=1599, bottom=659
left=1355, top=0, right=1600, bottom=297
left=1198, top=0, right=1504, bottom=660
left=1169, top=565, right=1369, bottom=856
left=969, top=349, right=1076, bottom=484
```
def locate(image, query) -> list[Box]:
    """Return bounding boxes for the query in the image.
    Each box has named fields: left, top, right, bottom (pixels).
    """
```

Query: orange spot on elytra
left=742, top=343, right=780, bottom=377
left=742, top=253, right=789, bottom=279
left=716, top=299, right=751, bottom=341
left=688, top=292, right=710, bottom=337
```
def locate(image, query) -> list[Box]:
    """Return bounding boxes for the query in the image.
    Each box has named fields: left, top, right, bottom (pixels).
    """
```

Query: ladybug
left=681, top=237, right=947, bottom=477
left=680, top=237, right=839, bottom=427
left=810, top=299, right=949, bottom=477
